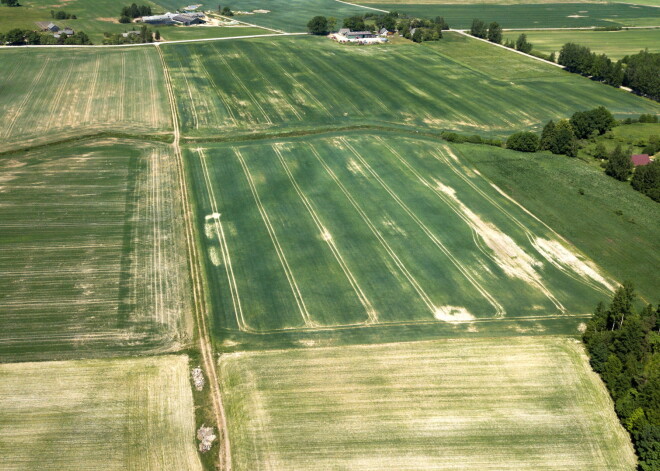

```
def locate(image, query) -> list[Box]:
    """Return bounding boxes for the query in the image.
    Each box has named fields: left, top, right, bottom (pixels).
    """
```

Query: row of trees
left=559, top=43, right=660, bottom=100
left=1, top=0, right=20, bottom=6
left=582, top=284, right=660, bottom=471
left=507, top=107, right=615, bottom=156
left=0, top=28, right=91, bottom=45
left=469, top=19, right=502, bottom=44
left=102, top=25, right=156, bottom=45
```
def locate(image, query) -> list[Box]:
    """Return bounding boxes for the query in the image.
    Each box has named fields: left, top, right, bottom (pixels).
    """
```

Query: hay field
left=0, top=355, right=202, bottom=471
left=0, top=48, right=171, bottom=153
left=219, top=336, right=636, bottom=470
left=162, top=34, right=659, bottom=139
left=186, top=132, right=620, bottom=342
left=363, top=3, right=660, bottom=28
left=0, top=140, right=193, bottom=361
left=502, top=28, right=660, bottom=60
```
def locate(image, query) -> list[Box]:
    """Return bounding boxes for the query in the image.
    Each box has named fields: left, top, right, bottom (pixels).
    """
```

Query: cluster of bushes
left=119, top=3, right=152, bottom=23
left=582, top=284, right=660, bottom=471
left=559, top=43, right=660, bottom=100
left=50, top=10, right=76, bottom=19
left=0, top=28, right=91, bottom=45
left=1, top=0, right=20, bottom=6
left=632, top=160, right=660, bottom=202
left=103, top=25, right=156, bottom=44
left=441, top=131, right=502, bottom=147
left=218, top=6, right=233, bottom=16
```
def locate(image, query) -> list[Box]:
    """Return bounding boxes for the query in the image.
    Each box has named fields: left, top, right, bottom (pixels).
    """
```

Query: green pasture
left=0, top=47, right=171, bottom=153
left=503, top=28, right=660, bottom=60
left=0, top=140, right=193, bottom=361
left=185, top=132, right=625, bottom=349
left=0, top=355, right=202, bottom=471
left=161, top=34, right=659, bottom=140
left=579, top=122, right=660, bottom=160
left=219, top=337, right=635, bottom=470
left=462, top=141, right=660, bottom=302
left=366, top=3, right=660, bottom=28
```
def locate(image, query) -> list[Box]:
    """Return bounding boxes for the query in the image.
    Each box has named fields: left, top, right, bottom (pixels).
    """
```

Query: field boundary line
left=335, top=0, right=388, bottom=13
left=308, top=142, right=438, bottom=315
left=156, top=44, right=232, bottom=471
left=341, top=137, right=505, bottom=317
left=233, top=148, right=314, bottom=327
left=197, top=148, right=249, bottom=332
left=273, top=143, right=377, bottom=324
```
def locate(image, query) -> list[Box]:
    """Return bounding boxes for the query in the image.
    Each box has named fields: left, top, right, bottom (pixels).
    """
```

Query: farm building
left=631, top=154, right=651, bottom=166
left=122, top=31, right=140, bottom=38
left=35, top=22, right=60, bottom=32
left=335, top=30, right=388, bottom=44
left=142, top=12, right=205, bottom=25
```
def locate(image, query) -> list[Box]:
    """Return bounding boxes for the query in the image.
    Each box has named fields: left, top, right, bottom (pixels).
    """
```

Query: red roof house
left=631, top=154, right=651, bottom=166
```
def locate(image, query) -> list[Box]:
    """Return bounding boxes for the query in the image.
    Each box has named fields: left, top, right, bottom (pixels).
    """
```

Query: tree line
left=102, top=25, right=157, bottom=45
left=583, top=284, right=660, bottom=471
left=469, top=19, right=536, bottom=56
left=50, top=10, right=76, bottom=19
left=0, top=28, right=91, bottom=45
left=1, top=0, right=20, bottom=7
left=559, top=43, right=660, bottom=101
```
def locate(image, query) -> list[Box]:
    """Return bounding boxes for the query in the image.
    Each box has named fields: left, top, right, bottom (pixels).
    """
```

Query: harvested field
left=0, top=47, right=171, bottom=153
left=161, top=34, right=659, bottom=139
left=0, top=140, right=193, bottom=361
left=363, top=3, right=660, bottom=28
left=0, top=355, right=203, bottom=471
left=186, top=133, right=620, bottom=344
left=219, top=337, right=636, bottom=470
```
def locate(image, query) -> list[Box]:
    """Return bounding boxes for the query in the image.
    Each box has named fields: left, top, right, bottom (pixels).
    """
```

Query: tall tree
left=605, top=144, right=633, bottom=181
left=515, top=33, right=532, bottom=54
left=307, top=16, right=329, bottom=35
left=470, top=19, right=487, bottom=39
left=487, top=22, right=502, bottom=44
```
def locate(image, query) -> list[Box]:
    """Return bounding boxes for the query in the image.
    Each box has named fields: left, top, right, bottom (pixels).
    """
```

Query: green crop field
left=0, top=47, right=171, bottom=153
left=0, top=355, right=202, bottom=471
left=0, top=140, right=193, bottom=361
left=503, top=28, right=660, bottom=60
left=159, top=26, right=271, bottom=41
left=161, top=34, right=658, bottom=140
left=184, top=132, right=629, bottom=348
left=362, top=3, right=660, bottom=28
left=219, top=336, right=635, bottom=470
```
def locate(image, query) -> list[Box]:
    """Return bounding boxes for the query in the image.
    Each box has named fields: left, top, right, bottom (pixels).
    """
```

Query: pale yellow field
left=0, top=355, right=202, bottom=471
left=219, top=337, right=636, bottom=470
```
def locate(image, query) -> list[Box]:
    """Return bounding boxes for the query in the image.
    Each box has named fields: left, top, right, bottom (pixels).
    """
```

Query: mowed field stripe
left=341, top=137, right=505, bottom=317
left=273, top=143, right=377, bottom=324
left=234, top=148, right=313, bottom=327
left=197, top=148, right=248, bottom=332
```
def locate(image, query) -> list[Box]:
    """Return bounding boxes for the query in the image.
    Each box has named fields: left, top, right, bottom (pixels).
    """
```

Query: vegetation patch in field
left=185, top=132, right=623, bottom=342
left=0, top=47, right=171, bottom=153
left=0, top=355, right=202, bottom=471
left=161, top=34, right=658, bottom=140
left=0, top=140, right=193, bottom=361
left=219, top=337, right=636, bottom=470
left=361, top=3, right=660, bottom=28
left=502, top=28, right=660, bottom=61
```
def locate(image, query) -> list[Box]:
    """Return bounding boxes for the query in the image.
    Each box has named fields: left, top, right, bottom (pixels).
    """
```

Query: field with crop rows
left=0, top=48, right=170, bottom=153
left=0, top=140, right=192, bottom=361
left=219, top=336, right=635, bottom=470
left=185, top=132, right=621, bottom=346
left=502, top=28, right=660, bottom=60
left=158, top=26, right=271, bottom=41
left=0, top=355, right=202, bottom=471
left=162, top=34, right=658, bottom=140
left=365, top=3, right=660, bottom=28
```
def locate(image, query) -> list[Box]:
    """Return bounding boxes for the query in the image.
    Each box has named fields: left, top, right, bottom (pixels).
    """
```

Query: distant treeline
left=0, top=28, right=91, bottom=45
left=50, top=10, right=76, bottom=19
left=119, top=3, right=152, bottom=23
left=583, top=284, right=660, bottom=471
left=1, top=0, right=20, bottom=7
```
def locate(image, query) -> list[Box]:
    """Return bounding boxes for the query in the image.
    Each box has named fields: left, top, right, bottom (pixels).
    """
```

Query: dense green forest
left=583, top=284, right=660, bottom=470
